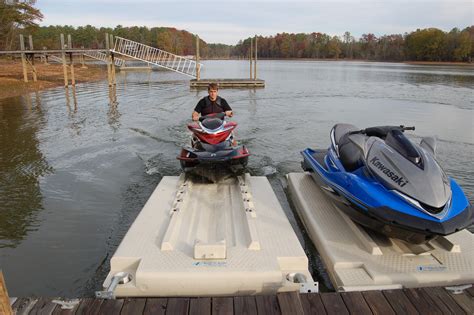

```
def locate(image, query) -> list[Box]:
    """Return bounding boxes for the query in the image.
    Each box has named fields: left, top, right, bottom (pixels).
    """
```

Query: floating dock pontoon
left=100, top=174, right=314, bottom=297
left=288, top=172, right=474, bottom=292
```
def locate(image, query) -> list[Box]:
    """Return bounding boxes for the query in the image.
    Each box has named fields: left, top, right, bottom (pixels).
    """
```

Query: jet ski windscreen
left=386, top=130, right=422, bottom=167
left=202, top=118, right=223, bottom=130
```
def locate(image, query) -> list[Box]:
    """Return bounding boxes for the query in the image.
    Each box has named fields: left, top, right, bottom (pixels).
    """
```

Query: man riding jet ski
left=302, top=124, right=473, bottom=244
left=177, top=83, right=249, bottom=172
left=177, top=112, right=249, bottom=171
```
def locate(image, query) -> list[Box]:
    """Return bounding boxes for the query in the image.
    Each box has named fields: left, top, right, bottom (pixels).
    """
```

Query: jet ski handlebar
left=199, top=112, right=226, bottom=122
left=350, top=125, right=415, bottom=138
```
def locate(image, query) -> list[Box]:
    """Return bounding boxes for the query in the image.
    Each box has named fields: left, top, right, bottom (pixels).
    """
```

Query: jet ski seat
left=332, top=124, right=358, bottom=145
left=339, top=134, right=364, bottom=171
left=332, top=124, right=363, bottom=172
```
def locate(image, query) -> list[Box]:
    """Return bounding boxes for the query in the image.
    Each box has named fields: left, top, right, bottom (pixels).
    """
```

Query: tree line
left=234, top=27, right=473, bottom=62
left=1, top=1, right=472, bottom=62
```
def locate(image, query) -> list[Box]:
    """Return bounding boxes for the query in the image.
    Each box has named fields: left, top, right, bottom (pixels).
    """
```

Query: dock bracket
left=95, top=272, right=132, bottom=299
left=287, top=273, right=319, bottom=293
left=445, top=284, right=472, bottom=294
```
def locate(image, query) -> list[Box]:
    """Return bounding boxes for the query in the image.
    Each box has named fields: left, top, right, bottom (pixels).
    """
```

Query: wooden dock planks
left=11, top=284, right=473, bottom=314
left=361, top=290, right=395, bottom=315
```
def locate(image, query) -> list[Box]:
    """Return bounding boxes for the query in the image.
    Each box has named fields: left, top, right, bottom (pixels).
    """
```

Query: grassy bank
left=0, top=58, right=107, bottom=100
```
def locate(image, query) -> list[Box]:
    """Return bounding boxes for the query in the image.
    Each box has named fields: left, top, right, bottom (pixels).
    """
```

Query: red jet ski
left=177, top=113, right=250, bottom=172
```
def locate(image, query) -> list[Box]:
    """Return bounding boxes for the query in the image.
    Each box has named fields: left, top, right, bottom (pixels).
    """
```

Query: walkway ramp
left=84, top=51, right=125, bottom=67
left=101, top=174, right=314, bottom=297
left=112, top=36, right=203, bottom=77
left=288, top=172, right=474, bottom=292
left=46, top=55, right=63, bottom=64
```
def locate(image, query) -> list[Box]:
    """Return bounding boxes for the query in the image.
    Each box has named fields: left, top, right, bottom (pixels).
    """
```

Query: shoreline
left=0, top=58, right=107, bottom=100
left=203, top=57, right=473, bottom=66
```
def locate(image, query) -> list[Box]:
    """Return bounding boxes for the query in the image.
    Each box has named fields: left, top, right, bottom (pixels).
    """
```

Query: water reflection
left=65, top=86, right=78, bottom=115
left=107, top=85, right=121, bottom=130
left=0, top=96, right=53, bottom=248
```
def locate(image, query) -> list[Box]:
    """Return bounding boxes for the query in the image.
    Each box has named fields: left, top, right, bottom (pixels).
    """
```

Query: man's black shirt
left=194, top=96, right=231, bottom=116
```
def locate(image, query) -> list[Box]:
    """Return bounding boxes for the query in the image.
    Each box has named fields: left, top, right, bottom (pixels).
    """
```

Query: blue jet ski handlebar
left=350, top=125, right=415, bottom=138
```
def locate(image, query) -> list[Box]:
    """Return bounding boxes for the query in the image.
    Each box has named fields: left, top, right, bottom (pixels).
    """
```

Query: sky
left=37, top=0, right=473, bottom=45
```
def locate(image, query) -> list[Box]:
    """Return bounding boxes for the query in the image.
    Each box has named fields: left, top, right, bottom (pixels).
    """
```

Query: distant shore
left=0, top=58, right=107, bottom=100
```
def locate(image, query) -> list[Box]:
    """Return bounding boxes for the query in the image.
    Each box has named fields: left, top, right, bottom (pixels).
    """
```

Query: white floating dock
left=288, top=172, right=474, bottom=292
left=102, top=174, right=313, bottom=297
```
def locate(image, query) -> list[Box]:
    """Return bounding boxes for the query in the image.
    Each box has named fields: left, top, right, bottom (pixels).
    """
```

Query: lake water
left=0, top=60, right=473, bottom=297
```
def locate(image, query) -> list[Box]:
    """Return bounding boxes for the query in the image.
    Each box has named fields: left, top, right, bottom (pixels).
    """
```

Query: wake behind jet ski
left=177, top=112, right=249, bottom=173
left=302, top=124, right=473, bottom=244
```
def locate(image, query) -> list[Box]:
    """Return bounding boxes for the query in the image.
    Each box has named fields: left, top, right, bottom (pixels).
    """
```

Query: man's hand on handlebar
left=193, top=111, right=233, bottom=121
left=192, top=111, right=199, bottom=121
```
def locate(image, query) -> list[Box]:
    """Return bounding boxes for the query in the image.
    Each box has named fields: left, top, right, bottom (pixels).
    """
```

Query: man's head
left=208, top=83, right=219, bottom=101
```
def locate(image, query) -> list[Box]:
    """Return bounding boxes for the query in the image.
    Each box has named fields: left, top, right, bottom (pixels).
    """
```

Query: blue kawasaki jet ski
left=302, top=124, right=473, bottom=244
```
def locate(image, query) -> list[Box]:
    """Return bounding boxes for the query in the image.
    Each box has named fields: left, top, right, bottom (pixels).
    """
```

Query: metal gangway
left=44, top=52, right=125, bottom=68
left=84, top=51, right=125, bottom=67
left=47, top=54, right=63, bottom=64
left=113, top=36, right=202, bottom=77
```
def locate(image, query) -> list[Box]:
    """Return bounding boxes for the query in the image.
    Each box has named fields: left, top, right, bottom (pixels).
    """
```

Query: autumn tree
left=327, top=36, right=342, bottom=59
left=444, top=28, right=471, bottom=61
left=0, top=0, right=43, bottom=50
left=405, top=28, right=446, bottom=61
left=360, top=33, right=377, bottom=59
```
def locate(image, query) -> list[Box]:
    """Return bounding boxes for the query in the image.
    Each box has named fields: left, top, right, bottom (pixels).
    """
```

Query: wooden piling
left=249, top=38, right=253, bottom=79
left=0, top=271, right=12, bottom=315
left=67, top=35, right=76, bottom=86
left=105, top=33, right=112, bottom=87
left=60, top=34, right=69, bottom=87
left=81, top=46, right=87, bottom=68
left=254, top=35, right=257, bottom=80
left=110, top=34, right=117, bottom=85
left=28, top=35, right=37, bottom=82
left=42, top=47, right=48, bottom=64
left=19, top=35, right=28, bottom=83
left=196, top=35, right=200, bottom=81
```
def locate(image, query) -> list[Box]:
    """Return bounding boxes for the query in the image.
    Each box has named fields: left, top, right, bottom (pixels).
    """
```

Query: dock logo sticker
left=417, top=265, right=447, bottom=272
left=370, top=157, right=408, bottom=187
left=193, top=261, right=227, bottom=267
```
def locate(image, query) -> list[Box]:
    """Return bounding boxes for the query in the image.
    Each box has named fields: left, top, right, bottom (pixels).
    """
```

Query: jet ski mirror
left=420, top=136, right=437, bottom=156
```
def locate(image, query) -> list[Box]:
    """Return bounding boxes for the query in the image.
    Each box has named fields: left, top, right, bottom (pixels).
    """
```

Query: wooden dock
left=10, top=285, right=473, bottom=314
left=190, top=79, right=265, bottom=88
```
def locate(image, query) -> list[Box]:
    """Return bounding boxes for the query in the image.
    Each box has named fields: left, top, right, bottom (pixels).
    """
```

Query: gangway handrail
left=112, top=36, right=203, bottom=78
left=84, top=51, right=125, bottom=67
left=47, top=55, right=63, bottom=64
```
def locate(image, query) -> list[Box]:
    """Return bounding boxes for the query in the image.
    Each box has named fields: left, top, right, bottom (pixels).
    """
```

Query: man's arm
left=193, top=99, right=203, bottom=121
left=222, top=99, right=233, bottom=117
